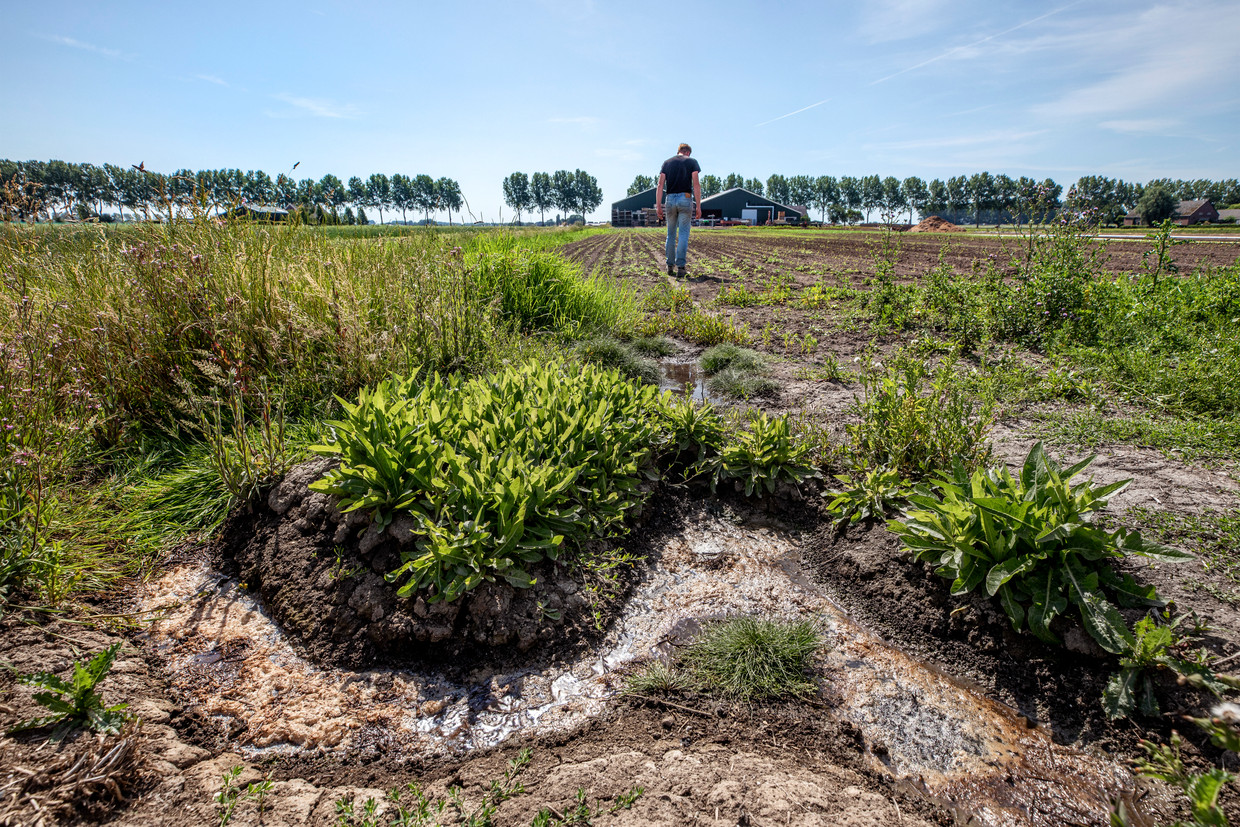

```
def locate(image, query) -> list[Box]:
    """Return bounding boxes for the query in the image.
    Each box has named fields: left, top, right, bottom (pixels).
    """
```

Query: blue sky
left=3, top=0, right=1237, bottom=221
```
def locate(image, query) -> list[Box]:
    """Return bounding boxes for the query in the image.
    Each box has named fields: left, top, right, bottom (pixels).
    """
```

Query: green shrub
left=681, top=616, right=823, bottom=700
left=310, top=362, right=661, bottom=602
left=847, top=354, right=993, bottom=480
left=825, top=466, right=913, bottom=528
left=890, top=442, right=1192, bottom=654
left=656, top=395, right=726, bottom=467
left=1102, top=615, right=1238, bottom=720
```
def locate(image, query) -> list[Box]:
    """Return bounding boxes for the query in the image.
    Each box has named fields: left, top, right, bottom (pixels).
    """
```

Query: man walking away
left=655, top=143, right=702, bottom=278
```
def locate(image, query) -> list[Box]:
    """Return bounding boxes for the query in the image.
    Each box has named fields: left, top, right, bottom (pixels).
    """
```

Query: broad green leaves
left=890, top=442, right=1190, bottom=656
left=311, top=364, right=661, bottom=603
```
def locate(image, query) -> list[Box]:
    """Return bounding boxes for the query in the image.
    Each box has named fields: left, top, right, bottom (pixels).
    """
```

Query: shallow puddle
left=657, top=358, right=711, bottom=402
left=138, top=510, right=1137, bottom=826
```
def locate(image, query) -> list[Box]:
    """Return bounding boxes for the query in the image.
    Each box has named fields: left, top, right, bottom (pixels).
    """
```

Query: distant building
left=224, top=204, right=290, bottom=222
left=700, top=189, right=805, bottom=224
left=1123, top=199, right=1219, bottom=227
left=610, top=187, right=806, bottom=227
left=1215, top=208, right=1240, bottom=223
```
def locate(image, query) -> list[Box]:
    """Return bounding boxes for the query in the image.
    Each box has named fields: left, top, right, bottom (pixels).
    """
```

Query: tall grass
left=0, top=219, right=634, bottom=604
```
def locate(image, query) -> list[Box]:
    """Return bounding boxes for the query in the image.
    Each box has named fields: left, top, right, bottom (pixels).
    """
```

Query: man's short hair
left=678, top=143, right=692, bottom=155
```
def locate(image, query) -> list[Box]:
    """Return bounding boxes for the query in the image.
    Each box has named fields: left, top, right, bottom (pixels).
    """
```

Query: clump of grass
left=575, top=337, right=659, bottom=385
left=681, top=616, right=823, bottom=700
left=707, top=368, right=778, bottom=400
left=624, top=659, right=693, bottom=695
left=700, top=344, right=774, bottom=400
left=700, top=343, right=765, bottom=375
left=629, top=335, right=676, bottom=357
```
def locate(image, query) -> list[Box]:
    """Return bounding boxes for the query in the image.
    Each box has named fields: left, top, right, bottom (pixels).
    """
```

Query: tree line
left=501, top=170, right=603, bottom=225
left=0, top=159, right=466, bottom=225
left=627, top=171, right=1240, bottom=226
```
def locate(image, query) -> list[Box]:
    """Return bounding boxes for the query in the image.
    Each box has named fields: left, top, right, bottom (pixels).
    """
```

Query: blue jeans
left=664, top=193, right=694, bottom=268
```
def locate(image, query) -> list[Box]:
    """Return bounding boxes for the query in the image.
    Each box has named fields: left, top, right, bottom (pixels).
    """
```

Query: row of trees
left=0, top=159, right=466, bottom=224
left=502, top=170, right=603, bottom=225
left=626, top=170, right=1240, bottom=227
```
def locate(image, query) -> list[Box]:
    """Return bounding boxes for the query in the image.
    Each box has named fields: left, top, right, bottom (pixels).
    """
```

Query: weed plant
left=8, top=643, right=128, bottom=740
left=890, top=443, right=1191, bottom=654
left=700, top=344, right=776, bottom=400
left=628, top=335, right=676, bottom=357
left=703, top=410, right=816, bottom=496
left=847, top=352, right=994, bottom=481
left=311, top=362, right=661, bottom=602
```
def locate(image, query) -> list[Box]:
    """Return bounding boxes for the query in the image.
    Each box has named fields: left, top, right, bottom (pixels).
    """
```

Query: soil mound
left=908, top=216, right=962, bottom=233
left=215, top=459, right=623, bottom=668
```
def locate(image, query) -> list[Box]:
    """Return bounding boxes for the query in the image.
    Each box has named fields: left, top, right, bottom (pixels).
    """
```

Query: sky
left=3, top=0, right=1237, bottom=221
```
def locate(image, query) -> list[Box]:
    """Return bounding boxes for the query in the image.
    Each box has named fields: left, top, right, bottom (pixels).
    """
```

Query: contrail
left=869, top=1, right=1083, bottom=86
left=755, top=98, right=832, bottom=127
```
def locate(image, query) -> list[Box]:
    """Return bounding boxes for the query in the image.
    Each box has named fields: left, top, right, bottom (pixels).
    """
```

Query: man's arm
left=692, top=171, right=702, bottom=219
left=655, top=173, right=666, bottom=219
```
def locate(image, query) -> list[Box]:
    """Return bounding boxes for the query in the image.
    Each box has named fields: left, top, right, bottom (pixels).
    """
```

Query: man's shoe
left=667, top=264, right=675, bottom=276
left=677, top=267, right=687, bottom=279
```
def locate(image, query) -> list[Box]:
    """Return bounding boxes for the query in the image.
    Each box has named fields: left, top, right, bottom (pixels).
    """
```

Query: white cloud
left=856, top=0, right=954, bottom=43
left=1031, top=3, right=1240, bottom=120
left=269, top=93, right=359, bottom=119
left=43, top=35, right=127, bottom=60
left=1098, top=119, right=1181, bottom=135
left=196, top=74, right=228, bottom=87
left=869, top=2, right=1082, bottom=86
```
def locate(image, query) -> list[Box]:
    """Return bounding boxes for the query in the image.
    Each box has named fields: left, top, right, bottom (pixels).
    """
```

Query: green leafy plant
left=847, top=354, right=993, bottom=481
left=890, top=443, right=1192, bottom=654
left=704, top=410, right=816, bottom=497
left=656, top=395, right=725, bottom=468
left=1130, top=707, right=1240, bottom=827
left=825, top=466, right=913, bottom=528
left=8, top=642, right=129, bottom=740
left=311, top=363, right=660, bottom=603
left=1101, top=612, right=1240, bottom=721
left=681, top=616, right=824, bottom=700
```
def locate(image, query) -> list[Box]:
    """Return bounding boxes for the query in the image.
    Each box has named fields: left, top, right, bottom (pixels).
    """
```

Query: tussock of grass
left=624, top=660, right=693, bottom=695
left=629, top=335, right=676, bottom=358
left=707, top=368, right=778, bottom=400
left=681, top=616, right=824, bottom=700
left=700, top=344, right=766, bottom=375
left=575, top=337, right=659, bottom=385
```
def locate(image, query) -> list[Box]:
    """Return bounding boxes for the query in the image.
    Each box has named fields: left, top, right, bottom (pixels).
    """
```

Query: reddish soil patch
left=908, top=216, right=963, bottom=233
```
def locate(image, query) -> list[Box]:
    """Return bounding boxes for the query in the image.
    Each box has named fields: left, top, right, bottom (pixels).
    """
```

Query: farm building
left=611, top=187, right=806, bottom=227
left=224, top=204, right=290, bottom=222
left=1122, top=199, right=1219, bottom=227
left=611, top=188, right=658, bottom=227
left=701, top=189, right=805, bottom=225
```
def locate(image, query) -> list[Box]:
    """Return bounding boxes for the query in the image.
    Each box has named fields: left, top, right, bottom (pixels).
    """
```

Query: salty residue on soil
left=134, top=495, right=1144, bottom=826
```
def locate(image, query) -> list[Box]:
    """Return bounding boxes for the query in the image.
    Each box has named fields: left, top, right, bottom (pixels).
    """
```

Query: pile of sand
left=909, top=216, right=963, bottom=233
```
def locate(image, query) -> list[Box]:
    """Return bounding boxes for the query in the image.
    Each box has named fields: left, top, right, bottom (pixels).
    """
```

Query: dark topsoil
left=802, top=517, right=1240, bottom=824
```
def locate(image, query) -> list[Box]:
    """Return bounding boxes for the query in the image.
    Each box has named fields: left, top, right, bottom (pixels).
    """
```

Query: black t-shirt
left=660, top=155, right=701, bottom=195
